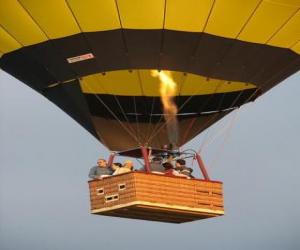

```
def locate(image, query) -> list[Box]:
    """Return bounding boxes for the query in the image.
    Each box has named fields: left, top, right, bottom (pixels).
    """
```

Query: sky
left=0, top=69, right=300, bottom=250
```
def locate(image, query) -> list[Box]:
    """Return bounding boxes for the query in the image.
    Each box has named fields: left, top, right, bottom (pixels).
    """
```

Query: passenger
left=113, top=160, right=134, bottom=175
left=175, top=159, right=194, bottom=178
left=162, top=162, right=175, bottom=175
left=150, top=156, right=164, bottom=174
left=111, top=162, right=122, bottom=171
left=163, top=161, right=190, bottom=178
left=88, top=158, right=113, bottom=179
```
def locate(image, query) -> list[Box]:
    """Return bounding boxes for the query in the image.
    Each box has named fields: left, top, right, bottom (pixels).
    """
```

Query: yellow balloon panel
left=80, top=74, right=108, bottom=94
left=0, top=0, right=47, bottom=46
left=238, top=0, right=298, bottom=44
left=81, top=70, right=142, bottom=96
left=268, top=10, right=300, bottom=48
left=117, top=0, right=165, bottom=29
left=67, top=0, right=120, bottom=32
left=19, top=0, right=80, bottom=39
left=80, top=70, right=256, bottom=96
left=268, top=0, right=300, bottom=7
left=205, top=0, right=261, bottom=38
left=164, top=0, right=214, bottom=32
left=0, top=26, right=21, bottom=53
left=138, top=70, right=161, bottom=96
left=292, top=40, right=300, bottom=53
left=181, top=74, right=256, bottom=95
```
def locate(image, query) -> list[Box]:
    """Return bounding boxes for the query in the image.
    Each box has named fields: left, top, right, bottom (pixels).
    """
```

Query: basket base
left=91, top=201, right=223, bottom=223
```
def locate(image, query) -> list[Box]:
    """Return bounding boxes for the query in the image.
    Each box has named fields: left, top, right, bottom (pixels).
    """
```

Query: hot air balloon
left=0, top=0, right=299, bottom=223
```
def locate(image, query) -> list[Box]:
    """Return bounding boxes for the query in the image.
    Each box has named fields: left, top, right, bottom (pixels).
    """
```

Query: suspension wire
left=180, top=117, right=197, bottom=145
left=209, top=108, right=240, bottom=169
left=83, top=77, right=138, bottom=139
left=145, top=96, right=156, bottom=144
left=179, top=80, right=224, bottom=145
left=84, top=81, right=139, bottom=143
left=112, top=94, right=139, bottom=136
left=136, top=70, right=149, bottom=143
left=95, top=94, right=139, bottom=143
left=198, top=108, right=239, bottom=153
left=133, top=96, right=141, bottom=142
left=179, top=82, right=249, bottom=153
left=197, top=125, right=212, bottom=153
left=189, top=86, right=252, bottom=151
left=176, top=77, right=227, bottom=145
left=175, top=72, right=188, bottom=106
left=178, top=79, right=225, bottom=113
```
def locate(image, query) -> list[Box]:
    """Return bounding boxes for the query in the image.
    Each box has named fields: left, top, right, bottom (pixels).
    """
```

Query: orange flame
left=151, top=70, right=179, bottom=148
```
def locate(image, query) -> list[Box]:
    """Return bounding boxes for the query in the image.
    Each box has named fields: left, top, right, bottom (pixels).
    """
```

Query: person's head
left=112, top=162, right=122, bottom=169
left=163, top=162, right=174, bottom=170
left=176, top=159, right=186, bottom=167
left=124, top=160, right=134, bottom=170
left=97, top=158, right=107, bottom=168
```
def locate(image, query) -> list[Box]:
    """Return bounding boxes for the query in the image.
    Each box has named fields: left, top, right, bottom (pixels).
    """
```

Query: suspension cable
left=84, top=82, right=139, bottom=143
left=198, top=108, right=239, bottom=153
left=209, top=109, right=239, bottom=169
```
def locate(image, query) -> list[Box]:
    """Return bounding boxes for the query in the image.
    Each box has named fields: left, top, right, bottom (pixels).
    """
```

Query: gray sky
left=1, top=69, right=299, bottom=250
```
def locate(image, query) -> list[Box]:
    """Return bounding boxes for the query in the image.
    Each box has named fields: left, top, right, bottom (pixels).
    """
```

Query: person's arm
left=112, top=168, right=118, bottom=175
left=88, top=167, right=97, bottom=179
left=172, top=170, right=190, bottom=178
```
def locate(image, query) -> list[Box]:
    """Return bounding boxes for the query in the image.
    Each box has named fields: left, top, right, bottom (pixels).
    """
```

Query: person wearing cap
left=113, top=160, right=134, bottom=175
left=175, top=159, right=194, bottom=178
left=88, top=158, right=113, bottom=179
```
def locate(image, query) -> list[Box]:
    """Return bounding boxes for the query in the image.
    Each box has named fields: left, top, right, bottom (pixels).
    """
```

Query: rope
left=209, top=108, right=239, bottom=169
left=198, top=108, right=239, bottom=153
left=145, top=96, right=156, bottom=143
left=133, top=96, right=141, bottom=142
left=84, top=82, right=139, bottom=143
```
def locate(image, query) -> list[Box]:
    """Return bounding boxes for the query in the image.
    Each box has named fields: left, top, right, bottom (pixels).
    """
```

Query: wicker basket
left=89, top=172, right=224, bottom=223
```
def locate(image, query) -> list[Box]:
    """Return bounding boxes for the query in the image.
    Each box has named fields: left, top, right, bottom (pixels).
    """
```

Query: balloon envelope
left=0, top=0, right=299, bottom=151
